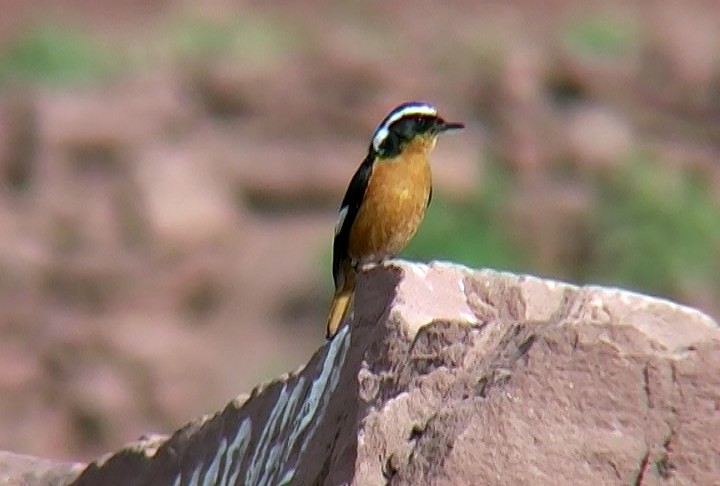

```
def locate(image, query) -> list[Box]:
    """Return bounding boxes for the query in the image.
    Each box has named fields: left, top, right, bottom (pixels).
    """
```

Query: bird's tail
left=326, top=270, right=356, bottom=339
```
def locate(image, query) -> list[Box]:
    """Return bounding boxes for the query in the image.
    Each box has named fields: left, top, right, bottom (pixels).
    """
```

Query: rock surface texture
left=3, top=261, right=720, bottom=485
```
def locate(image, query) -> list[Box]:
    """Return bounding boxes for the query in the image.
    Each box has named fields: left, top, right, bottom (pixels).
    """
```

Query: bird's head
left=370, top=102, right=464, bottom=159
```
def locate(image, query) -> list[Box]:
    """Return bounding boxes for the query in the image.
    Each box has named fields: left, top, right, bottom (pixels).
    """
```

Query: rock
left=646, top=5, right=719, bottom=109
left=506, top=177, right=595, bottom=276
left=0, top=91, right=38, bottom=192
left=0, top=451, right=83, bottom=485
left=3, top=261, right=720, bottom=485
left=564, top=103, right=633, bottom=172
left=135, top=143, right=240, bottom=251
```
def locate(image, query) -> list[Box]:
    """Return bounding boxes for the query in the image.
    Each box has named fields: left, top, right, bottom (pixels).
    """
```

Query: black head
left=371, top=102, right=464, bottom=158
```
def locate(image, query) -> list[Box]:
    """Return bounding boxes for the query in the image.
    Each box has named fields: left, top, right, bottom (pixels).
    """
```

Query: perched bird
left=326, top=102, right=464, bottom=338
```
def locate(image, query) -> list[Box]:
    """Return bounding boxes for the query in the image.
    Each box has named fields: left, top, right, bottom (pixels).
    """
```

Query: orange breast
left=347, top=149, right=432, bottom=263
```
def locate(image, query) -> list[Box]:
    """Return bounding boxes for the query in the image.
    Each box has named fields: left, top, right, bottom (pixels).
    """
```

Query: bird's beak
left=437, top=119, right=465, bottom=134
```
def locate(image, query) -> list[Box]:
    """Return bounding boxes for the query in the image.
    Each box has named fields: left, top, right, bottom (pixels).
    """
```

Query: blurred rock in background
left=0, top=0, right=718, bottom=462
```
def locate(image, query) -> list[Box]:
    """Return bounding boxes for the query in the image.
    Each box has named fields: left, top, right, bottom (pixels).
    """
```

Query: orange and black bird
left=326, top=102, right=464, bottom=338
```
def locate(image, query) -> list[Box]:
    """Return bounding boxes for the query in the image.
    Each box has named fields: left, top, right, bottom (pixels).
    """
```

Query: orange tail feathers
left=326, top=271, right=356, bottom=339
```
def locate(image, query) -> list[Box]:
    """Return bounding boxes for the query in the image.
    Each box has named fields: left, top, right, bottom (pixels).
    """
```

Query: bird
left=326, top=102, right=464, bottom=339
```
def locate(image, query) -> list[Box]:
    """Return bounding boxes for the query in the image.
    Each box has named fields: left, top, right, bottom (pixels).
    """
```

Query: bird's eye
left=415, top=117, right=430, bottom=131
left=414, top=116, right=437, bottom=134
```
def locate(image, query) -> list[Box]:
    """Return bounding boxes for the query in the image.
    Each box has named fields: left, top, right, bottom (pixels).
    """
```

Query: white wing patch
left=335, top=206, right=348, bottom=236
left=372, top=103, right=437, bottom=152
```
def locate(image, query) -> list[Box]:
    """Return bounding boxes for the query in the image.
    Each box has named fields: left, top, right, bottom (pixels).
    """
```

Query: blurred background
left=0, top=0, right=719, bottom=462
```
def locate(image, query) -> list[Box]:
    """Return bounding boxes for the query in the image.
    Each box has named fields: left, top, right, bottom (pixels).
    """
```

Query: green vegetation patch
left=589, top=153, right=720, bottom=296
left=562, top=13, right=640, bottom=58
left=164, top=15, right=306, bottom=66
left=405, top=161, right=529, bottom=272
left=405, top=151, right=720, bottom=306
left=0, top=25, right=119, bottom=86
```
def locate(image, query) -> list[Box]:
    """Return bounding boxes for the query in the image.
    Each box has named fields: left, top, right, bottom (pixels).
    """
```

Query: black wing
left=427, top=186, right=432, bottom=208
left=333, top=153, right=374, bottom=287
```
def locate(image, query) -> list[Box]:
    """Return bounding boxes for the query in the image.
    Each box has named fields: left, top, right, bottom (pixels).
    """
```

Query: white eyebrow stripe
left=335, top=206, right=348, bottom=236
left=383, top=104, right=437, bottom=128
left=372, top=104, right=438, bottom=151
left=372, top=127, right=391, bottom=152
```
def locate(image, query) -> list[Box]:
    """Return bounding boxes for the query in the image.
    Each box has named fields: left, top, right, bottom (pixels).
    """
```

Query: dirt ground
left=0, top=0, right=719, bottom=462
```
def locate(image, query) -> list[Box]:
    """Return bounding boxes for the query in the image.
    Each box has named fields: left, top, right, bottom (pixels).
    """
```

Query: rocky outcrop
left=0, top=451, right=84, bottom=485
left=3, top=261, right=720, bottom=485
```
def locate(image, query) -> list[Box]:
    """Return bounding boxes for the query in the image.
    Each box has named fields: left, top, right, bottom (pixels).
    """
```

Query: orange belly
left=347, top=151, right=431, bottom=263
